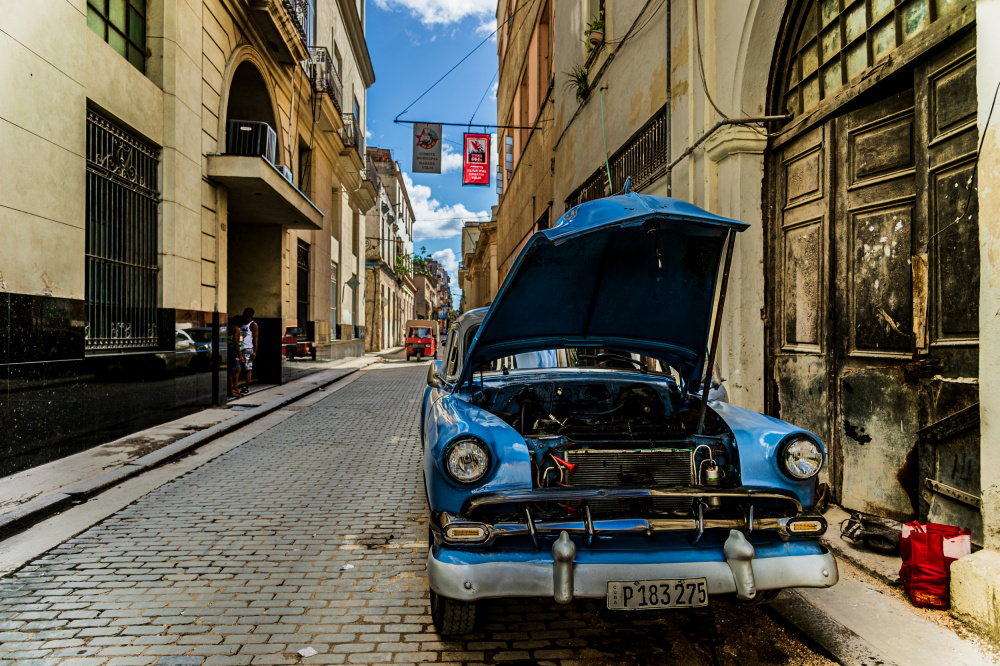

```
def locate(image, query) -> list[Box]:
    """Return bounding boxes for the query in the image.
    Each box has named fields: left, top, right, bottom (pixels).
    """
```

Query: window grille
left=86, top=0, right=147, bottom=72
left=782, top=0, right=965, bottom=120
left=85, top=110, right=160, bottom=352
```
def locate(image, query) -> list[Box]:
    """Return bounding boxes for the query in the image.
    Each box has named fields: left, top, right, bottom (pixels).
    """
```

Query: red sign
left=462, top=133, right=490, bottom=186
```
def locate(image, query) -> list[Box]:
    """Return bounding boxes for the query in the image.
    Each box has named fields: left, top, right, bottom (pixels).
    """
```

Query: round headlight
left=445, top=438, right=491, bottom=484
left=781, top=436, right=824, bottom=480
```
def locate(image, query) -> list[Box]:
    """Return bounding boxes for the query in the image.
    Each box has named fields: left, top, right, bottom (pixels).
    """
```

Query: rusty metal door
left=833, top=86, right=922, bottom=520
left=769, top=30, right=979, bottom=523
left=770, top=124, right=836, bottom=490
left=913, top=33, right=981, bottom=540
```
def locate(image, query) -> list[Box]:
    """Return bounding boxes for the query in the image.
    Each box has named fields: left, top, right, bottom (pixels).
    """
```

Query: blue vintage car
left=422, top=192, right=838, bottom=635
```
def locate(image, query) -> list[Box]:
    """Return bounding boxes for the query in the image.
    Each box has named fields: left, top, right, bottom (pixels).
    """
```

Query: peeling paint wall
left=976, top=0, right=1000, bottom=553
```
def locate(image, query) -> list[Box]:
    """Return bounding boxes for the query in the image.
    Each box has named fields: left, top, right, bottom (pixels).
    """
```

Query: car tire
left=406, top=354, right=411, bottom=361
left=430, top=588, right=477, bottom=636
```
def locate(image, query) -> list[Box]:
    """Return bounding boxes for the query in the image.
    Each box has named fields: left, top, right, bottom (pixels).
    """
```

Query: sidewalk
left=766, top=504, right=999, bottom=665
left=0, top=354, right=380, bottom=537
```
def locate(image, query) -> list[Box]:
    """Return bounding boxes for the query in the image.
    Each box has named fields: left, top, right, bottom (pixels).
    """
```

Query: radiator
left=562, top=448, right=695, bottom=516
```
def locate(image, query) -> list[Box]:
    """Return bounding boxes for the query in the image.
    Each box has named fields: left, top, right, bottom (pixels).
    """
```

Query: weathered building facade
left=364, top=148, right=416, bottom=351
left=0, top=0, right=374, bottom=474
left=497, top=0, right=1000, bottom=635
left=495, top=0, right=554, bottom=282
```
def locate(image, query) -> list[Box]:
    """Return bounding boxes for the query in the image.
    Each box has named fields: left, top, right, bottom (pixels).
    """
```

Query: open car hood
left=459, top=192, right=748, bottom=388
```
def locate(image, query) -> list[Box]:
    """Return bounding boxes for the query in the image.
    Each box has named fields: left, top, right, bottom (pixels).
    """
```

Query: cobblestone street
left=0, top=363, right=832, bottom=666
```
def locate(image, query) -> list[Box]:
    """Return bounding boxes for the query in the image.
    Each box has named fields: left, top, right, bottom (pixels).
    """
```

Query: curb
left=769, top=590, right=899, bottom=666
left=0, top=364, right=370, bottom=540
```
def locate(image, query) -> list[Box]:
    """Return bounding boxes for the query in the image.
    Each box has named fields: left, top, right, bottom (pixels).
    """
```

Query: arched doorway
left=765, top=1, right=980, bottom=535
left=222, top=58, right=285, bottom=386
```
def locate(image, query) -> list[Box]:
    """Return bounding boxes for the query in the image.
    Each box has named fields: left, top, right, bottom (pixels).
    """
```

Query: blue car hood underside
left=459, top=193, right=748, bottom=388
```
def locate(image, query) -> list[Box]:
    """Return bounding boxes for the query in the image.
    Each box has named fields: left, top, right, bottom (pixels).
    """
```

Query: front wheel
left=430, top=588, right=477, bottom=635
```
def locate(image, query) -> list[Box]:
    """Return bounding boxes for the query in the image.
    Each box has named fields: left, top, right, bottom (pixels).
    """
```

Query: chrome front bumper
left=428, top=529, right=838, bottom=603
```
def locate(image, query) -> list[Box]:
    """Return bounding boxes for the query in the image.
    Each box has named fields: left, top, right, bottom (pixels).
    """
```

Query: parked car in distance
left=185, top=327, right=216, bottom=369
left=421, top=192, right=837, bottom=635
left=405, top=319, right=439, bottom=361
left=282, top=326, right=316, bottom=360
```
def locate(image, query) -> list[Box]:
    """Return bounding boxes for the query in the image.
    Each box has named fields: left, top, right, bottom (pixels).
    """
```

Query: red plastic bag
left=899, top=521, right=971, bottom=610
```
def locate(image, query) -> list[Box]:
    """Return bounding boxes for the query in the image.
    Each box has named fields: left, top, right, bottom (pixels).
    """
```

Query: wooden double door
left=768, top=31, right=980, bottom=530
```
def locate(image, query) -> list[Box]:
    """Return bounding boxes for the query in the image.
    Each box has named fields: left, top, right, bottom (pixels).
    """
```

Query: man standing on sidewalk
left=240, top=307, right=258, bottom=395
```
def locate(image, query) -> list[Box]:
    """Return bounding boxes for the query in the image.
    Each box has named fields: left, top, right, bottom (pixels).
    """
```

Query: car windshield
left=410, top=327, right=433, bottom=338
left=477, top=348, right=681, bottom=379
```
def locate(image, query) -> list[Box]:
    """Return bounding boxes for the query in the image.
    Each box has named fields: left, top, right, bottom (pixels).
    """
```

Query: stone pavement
left=0, top=364, right=832, bottom=666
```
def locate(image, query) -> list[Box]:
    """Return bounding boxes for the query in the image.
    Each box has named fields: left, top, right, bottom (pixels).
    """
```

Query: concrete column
left=950, top=0, right=1000, bottom=641
left=704, top=126, right=768, bottom=411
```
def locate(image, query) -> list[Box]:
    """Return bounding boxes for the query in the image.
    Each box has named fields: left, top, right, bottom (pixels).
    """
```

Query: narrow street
left=0, top=363, right=832, bottom=666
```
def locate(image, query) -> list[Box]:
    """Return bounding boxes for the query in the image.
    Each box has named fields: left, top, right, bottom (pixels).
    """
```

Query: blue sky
left=365, top=0, right=499, bottom=301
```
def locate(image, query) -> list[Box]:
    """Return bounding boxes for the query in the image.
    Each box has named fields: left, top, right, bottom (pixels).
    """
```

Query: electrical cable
left=394, top=1, right=535, bottom=122
left=469, top=69, right=499, bottom=126
left=600, top=88, right=613, bottom=191
left=693, top=0, right=728, bottom=120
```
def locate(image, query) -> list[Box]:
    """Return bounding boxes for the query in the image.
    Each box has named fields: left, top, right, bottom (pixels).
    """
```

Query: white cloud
left=432, top=248, right=459, bottom=275
left=441, top=142, right=462, bottom=173
left=489, top=81, right=499, bottom=100
left=365, top=129, right=373, bottom=140
left=404, top=173, right=489, bottom=240
left=476, top=17, right=497, bottom=36
left=374, top=0, right=495, bottom=26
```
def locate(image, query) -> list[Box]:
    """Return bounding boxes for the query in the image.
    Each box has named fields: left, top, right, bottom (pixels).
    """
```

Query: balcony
left=283, top=0, right=309, bottom=41
left=357, top=153, right=378, bottom=210
left=249, top=0, right=309, bottom=65
left=208, top=154, right=323, bottom=230
left=306, top=46, right=342, bottom=113
left=364, top=154, right=379, bottom=189
left=365, top=236, right=382, bottom=263
left=340, top=113, right=363, bottom=157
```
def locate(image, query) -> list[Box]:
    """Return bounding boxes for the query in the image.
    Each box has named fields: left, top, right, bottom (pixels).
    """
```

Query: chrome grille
left=563, top=448, right=695, bottom=516
left=563, top=449, right=694, bottom=486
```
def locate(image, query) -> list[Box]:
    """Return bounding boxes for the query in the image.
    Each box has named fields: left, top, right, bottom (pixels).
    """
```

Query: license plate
left=607, top=578, right=708, bottom=610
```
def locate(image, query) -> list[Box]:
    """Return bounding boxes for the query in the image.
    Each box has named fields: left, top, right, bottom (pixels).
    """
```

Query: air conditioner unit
left=226, top=119, right=277, bottom=164
left=275, top=164, right=293, bottom=183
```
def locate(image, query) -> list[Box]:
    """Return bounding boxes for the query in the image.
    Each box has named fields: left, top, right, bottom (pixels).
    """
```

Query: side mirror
left=427, top=360, right=446, bottom=389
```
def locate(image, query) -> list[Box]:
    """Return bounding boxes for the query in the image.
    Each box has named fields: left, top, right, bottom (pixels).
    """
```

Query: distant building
left=364, top=148, right=416, bottom=351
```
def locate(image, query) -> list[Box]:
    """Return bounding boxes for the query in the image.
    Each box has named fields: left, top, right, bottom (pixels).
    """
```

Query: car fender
left=423, top=392, right=532, bottom=515
left=710, top=401, right=823, bottom=508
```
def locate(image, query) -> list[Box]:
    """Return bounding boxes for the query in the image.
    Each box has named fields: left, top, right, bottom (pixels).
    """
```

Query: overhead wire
left=394, top=0, right=535, bottom=123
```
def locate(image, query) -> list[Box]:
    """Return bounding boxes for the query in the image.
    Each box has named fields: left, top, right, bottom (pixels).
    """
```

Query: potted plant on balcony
left=564, top=65, right=589, bottom=103
left=586, top=16, right=605, bottom=48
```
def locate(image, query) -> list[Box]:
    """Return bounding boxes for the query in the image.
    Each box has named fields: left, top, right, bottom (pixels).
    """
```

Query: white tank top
left=240, top=320, right=254, bottom=350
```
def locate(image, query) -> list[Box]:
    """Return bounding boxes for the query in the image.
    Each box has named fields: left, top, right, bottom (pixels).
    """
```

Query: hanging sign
left=412, top=123, right=442, bottom=174
left=462, top=133, right=490, bottom=186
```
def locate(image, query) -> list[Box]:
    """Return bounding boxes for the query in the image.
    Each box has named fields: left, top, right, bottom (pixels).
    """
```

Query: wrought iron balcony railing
left=283, top=0, right=309, bottom=42
left=306, top=46, right=343, bottom=112
left=566, top=105, right=668, bottom=209
left=363, top=154, right=379, bottom=189
left=340, top=113, right=363, bottom=156
left=365, top=237, right=382, bottom=262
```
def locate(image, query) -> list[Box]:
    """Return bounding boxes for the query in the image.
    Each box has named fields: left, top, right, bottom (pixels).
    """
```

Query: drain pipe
left=665, top=0, right=672, bottom=196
